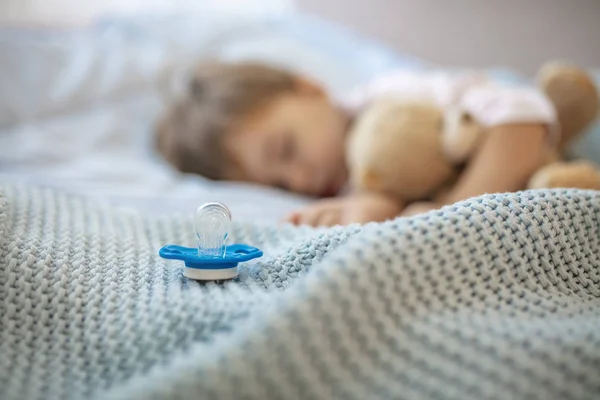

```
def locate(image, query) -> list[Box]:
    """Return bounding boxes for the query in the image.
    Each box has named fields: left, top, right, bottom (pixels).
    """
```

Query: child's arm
left=286, top=123, right=548, bottom=226
left=403, top=123, right=548, bottom=215
left=285, top=191, right=403, bottom=226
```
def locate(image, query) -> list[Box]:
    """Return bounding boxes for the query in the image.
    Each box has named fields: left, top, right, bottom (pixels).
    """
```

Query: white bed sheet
left=0, top=92, right=310, bottom=222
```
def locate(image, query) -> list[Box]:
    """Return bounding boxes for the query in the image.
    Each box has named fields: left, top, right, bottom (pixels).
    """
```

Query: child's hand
left=284, top=193, right=402, bottom=227
left=400, top=201, right=441, bottom=217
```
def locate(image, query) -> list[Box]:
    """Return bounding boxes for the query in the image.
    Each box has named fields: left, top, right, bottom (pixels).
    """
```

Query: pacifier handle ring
left=194, top=202, right=232, bottom=257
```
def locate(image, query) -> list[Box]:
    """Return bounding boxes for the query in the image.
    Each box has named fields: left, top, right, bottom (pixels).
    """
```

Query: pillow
left=0, top=10, right=291, bottom=127
left=0, top=0, right=295, bottom=28
left=0, top=11, right=424, bottom=128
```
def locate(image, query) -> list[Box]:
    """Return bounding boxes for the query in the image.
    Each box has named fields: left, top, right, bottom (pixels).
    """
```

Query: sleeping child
left=155, top=61, right=598, bottom=227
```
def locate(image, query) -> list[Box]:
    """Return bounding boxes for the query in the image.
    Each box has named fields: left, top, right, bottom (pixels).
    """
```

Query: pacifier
left=159, top=202, right=263, bottom=281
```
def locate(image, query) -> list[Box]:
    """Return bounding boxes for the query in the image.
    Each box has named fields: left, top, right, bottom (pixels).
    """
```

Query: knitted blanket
left=1, top=182, right=599, bottom=400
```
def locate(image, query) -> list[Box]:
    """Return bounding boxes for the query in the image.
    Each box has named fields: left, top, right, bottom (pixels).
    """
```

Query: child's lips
left=319, top=178, right=341, bottom=197
left=320, top=187, right=337, bottom=197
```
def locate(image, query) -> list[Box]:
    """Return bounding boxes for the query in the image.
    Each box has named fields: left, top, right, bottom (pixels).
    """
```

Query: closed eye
left=280, top=132, right=297, bottom=161
left=275, top=181, right=289, bottom=191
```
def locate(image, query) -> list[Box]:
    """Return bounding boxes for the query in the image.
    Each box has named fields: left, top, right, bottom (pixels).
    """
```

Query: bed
left=1, top=5, right=599, bottom=400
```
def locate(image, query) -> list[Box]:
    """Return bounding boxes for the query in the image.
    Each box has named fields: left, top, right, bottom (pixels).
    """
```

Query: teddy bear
left=345, top=63, right=600, bottom=211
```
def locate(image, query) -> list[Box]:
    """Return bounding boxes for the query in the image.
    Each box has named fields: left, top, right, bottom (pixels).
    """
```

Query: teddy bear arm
left=527, top=160, right=600, bottom=190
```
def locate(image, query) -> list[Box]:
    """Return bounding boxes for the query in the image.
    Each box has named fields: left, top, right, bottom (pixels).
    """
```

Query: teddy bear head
left=346, top=98, right=481, bottom=202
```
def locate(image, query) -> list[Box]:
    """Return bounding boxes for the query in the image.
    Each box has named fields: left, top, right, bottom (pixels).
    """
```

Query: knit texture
left=0, top=182, right=599, bottom=400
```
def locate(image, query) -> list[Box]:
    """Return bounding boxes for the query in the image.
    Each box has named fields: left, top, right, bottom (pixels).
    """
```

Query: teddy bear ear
left=441, top=107, right=482, bottom=164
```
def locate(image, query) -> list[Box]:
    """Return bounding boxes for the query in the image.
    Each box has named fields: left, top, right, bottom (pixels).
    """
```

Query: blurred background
left=2, top=0, right=599, bottom=75
left=300, top=0, right=600, bottom=75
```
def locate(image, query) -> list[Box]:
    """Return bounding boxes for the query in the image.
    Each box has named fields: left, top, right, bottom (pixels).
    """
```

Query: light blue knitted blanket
left=1, top=182, right=599, bottom=400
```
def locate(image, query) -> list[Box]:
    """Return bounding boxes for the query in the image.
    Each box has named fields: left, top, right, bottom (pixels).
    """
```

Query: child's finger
left=283, top=211, right=301, bottom=225
left=297, top=209, right=321, bottom=226
left=297, top=205, right=332, bottom=227
left=316, top=209, right=341, bottom=227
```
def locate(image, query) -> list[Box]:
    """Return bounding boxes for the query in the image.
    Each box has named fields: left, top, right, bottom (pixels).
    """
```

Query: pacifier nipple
left=194, top=202, right=232, bottom=257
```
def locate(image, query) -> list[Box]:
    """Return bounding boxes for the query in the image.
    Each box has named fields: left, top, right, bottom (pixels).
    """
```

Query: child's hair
left=155, top=62, right=297, bottom=180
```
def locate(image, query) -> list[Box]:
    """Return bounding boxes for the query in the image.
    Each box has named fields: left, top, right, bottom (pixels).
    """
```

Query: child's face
left=226, top=86, right=349, bottom=197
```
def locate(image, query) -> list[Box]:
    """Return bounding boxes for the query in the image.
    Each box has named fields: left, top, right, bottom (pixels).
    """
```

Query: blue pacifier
left=159, top=202, right=263, bottom=281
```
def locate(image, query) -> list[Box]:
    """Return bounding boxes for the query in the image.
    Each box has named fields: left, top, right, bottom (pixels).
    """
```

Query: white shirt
left=340, top=69, right=559, bottom=145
